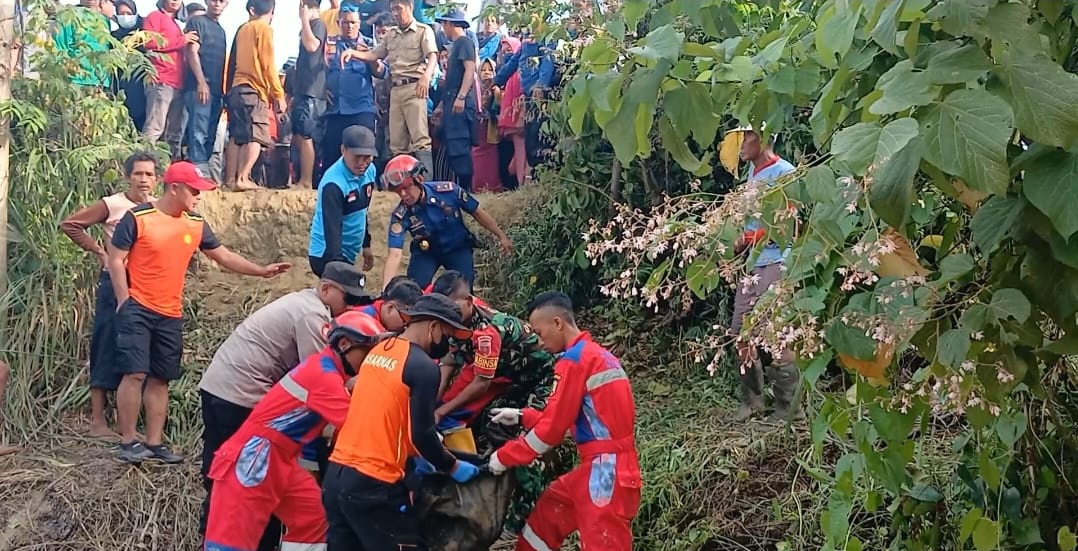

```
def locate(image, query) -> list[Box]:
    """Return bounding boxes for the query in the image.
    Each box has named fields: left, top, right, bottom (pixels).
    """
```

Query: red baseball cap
left=163, top=161, right=217, bottom=191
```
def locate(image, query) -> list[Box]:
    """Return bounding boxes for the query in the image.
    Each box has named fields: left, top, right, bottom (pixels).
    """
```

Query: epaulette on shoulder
left=131, top=203, right=156, bottom=216
left=434, top=181, right=455, bottom=193
left=392, top=203, right=408, bottom=218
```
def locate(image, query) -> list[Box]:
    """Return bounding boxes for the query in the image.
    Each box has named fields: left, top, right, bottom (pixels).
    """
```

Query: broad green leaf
left=927, top=0, right=991, bottom=37
left=660, top=117, right=705, bottom=175
left=938, top=253, right=974, bottom=284
left=979, top=450, right=1002, bottom=490
left=713, top=56, right=756, bottom=82
left=906, top=484, right=943, bottom=503
left=995, top=52, right=1078, bottom=151
left=827, top=319, right=878, bottom=361
left=634, top=102, right=655, bottom=158
left=1013, top=518, right=1044, bottom=545
left=970, top=195, right=1023, bottom=253
left=805, top=165, right=840, bottom=204
left=626, top=65, right=668, bottom=105
left=1059, top=526, right=1078, bottom=551
left=567, top=86, right=590, bottom=135
left=988, top=288, right=1031, bottom=323
left=603, top=100, right=640, bottom=164
left=869, top=136, right=924, bottom=229
left=754, top=36, right=787, bottom=66
left=1023, top=149, right=1078, bottom=239
left=682, top=41, right=721, bottom=59
left=869, top=0, right=905, bottom=53
left=604, top=19, right=626, bottom=41
left=985, top=1, right=1041, bottom=51
left=685, top=257, right=719, bottom=299
left=995, top=410, right=1028, bottom=448
left=918, top=89, right=1013, bottom=196
left=960, top=508, right=983, bottom=542
left=628, top=25, right=681, bottom=62
left=622, top=0, right=651, bottom=31
left=925, top=43, right=992, bottom=84
left=972, top=518, right=1000, bottom=551
left=816, top=2, right=863, bottom=68
left=1039, top=0, right=1064, bottom=23
left=871, top=60, right=940, bottom=115
left=832, top=118, right=919, bottom=176
left=664, top=83, right=721, bottom=145
left=938, top=329, right=971, bottom=367
left=581, top=40, right=620, bottom=66
left=766, top=65, right=796, bottom=95
left=1041, top=332, right=1078, bottom=355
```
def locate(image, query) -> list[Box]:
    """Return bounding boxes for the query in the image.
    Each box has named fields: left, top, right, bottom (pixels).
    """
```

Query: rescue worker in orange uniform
left=488, top=291, right=641, bottom=551
left=203, top=311, right=387, bottom=551
left=322, top=293, right=483, bottom=550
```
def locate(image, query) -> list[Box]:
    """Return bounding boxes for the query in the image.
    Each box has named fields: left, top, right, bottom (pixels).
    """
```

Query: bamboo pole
left=0, top=0, right=13, bottom=300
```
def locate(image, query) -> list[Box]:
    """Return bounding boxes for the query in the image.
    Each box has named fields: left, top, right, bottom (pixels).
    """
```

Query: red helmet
left=380, top=154, right=427, bottom=191
left=324, top=311, right=386, bottom=347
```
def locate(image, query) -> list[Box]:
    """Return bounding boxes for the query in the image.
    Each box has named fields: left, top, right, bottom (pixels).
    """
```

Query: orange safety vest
left=330, top=337, right=417, bottom=484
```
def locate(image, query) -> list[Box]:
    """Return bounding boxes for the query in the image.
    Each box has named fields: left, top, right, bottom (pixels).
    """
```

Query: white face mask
left=116, top=14, right=137, bottom=28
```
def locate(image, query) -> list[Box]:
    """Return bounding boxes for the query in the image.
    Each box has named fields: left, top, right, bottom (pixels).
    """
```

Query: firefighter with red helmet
left=378, top=154, right=513, bottom=290
left=203, top=311, right=387, bottom=551
left=488, top=291, right=641, bottom=551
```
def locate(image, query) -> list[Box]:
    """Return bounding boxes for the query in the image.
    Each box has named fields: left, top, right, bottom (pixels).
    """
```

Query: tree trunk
left=0, top=0, right=13, bottom=301
left=608, top=157, right=621, bottom=215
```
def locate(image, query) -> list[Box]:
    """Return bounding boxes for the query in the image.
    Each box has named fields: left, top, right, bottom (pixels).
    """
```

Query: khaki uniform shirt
left=198, top=289, right=330, bottom=408
left=371, top=18, right=437, bottom=82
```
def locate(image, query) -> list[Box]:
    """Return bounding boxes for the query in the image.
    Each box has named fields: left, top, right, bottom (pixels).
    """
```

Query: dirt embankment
left=193, top=187, right=534, bottom=295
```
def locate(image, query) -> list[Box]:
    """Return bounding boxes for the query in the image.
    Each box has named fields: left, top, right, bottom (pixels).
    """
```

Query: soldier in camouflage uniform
left=431, top=271, right=555, bottom=433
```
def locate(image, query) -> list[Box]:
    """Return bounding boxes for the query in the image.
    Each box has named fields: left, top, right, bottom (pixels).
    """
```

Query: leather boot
left=733, top=360, right=765, bottom=421
left=414, top=149, right=435, bottom=178
left=766, top=363, right=805, bottom=424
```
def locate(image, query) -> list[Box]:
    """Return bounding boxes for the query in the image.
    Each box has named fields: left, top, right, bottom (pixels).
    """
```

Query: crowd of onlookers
left=43, top=0, right=581, bottom=193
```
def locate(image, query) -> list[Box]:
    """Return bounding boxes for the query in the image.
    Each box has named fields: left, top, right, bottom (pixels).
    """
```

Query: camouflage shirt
left=448, top=307, right=555, bottom=396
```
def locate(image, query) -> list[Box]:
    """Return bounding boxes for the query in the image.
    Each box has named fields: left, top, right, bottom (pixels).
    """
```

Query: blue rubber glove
left=450, top=460, right=480, bottom=483
left=413, top=457, right=436, bottom=476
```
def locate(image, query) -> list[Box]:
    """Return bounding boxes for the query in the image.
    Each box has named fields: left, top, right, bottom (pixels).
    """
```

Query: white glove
left=490, top=408, right=522, bottom=426
left=488, top=450, right=508, bottom=475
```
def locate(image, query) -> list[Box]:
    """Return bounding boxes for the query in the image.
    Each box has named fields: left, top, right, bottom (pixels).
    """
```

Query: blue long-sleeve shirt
left=493, top=40, right=555, bottom=95
left=325, top=35, right=387, bottom=116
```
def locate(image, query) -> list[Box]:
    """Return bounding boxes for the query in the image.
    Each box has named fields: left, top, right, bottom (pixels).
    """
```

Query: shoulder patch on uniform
left=131, top=203, right=156, bottom=216
left=476, top=334, right=494, bottom=356
left=390, top=222, right=403, bottom=234
left=434, top=182, right=455, bottom=193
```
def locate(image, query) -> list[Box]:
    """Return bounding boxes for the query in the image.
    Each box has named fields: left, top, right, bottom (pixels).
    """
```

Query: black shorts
left=114, top=298, right=184, bottom=381
left=322, top=462, right=420, bottom=551
left=89, top=270, right=122, bottom=390
left=290, top=96, right=325, bottom=139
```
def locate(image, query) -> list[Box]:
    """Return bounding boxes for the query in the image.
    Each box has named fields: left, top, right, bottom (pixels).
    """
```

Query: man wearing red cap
left=109, top=161, right=293, bottom=464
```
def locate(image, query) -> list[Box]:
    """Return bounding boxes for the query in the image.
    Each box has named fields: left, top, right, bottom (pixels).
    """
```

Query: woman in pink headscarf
left=497, top=36, right=528, bottom=188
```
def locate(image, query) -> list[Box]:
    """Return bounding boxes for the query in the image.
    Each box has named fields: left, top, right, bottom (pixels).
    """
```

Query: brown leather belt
left=391, top=76, right=419, bottom=87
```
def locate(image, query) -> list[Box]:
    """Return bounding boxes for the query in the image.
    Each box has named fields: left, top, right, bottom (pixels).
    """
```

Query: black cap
left=321, top=261, right=376, bottom=304
left=342, top=125, right=377, bottom=157
left=399, top=293, right=473, bottom=339
left=185, top=2, right=206, bottom=11
left=435, top=7, right=470, bottom=28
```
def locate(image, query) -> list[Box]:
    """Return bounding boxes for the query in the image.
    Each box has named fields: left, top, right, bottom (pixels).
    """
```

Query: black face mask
left=333, top=340, right=359, bottom=376
left=428, top=326, right=451, bottom=359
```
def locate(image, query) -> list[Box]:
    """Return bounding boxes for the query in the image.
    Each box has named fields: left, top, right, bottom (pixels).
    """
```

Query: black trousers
left=199, top=390, right=284, bottom=551
left=497, top=139, right=519, bottom=191
left=322, top=462, right=423, bottom=551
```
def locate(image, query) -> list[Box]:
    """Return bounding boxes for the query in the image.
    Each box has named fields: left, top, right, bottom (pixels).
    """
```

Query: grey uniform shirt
left=199, top=288, right=330, bottom=408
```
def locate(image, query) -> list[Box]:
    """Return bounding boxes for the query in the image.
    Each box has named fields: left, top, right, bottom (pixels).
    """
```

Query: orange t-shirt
left=111, top=203, right=221, bottom=318
left=331, top=337, right=457, bottom=483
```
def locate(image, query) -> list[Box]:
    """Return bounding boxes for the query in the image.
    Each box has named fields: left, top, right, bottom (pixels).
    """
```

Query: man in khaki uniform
left=345, top=0, right=438, bottom=171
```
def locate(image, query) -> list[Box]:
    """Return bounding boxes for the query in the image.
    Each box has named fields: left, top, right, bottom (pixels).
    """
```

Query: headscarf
left=497, top=36, right=525, bottom=134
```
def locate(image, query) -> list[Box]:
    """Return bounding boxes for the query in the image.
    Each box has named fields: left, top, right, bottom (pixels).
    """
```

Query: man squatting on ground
left=109, top=161, right=291, bottom=464
left=60, top=151, right=158, bottom=439
left=322, top=294, right=481, bottom=550
left=203, top=311, right=387, bottom=551
left=488, top=291, right=642, bottom=550
left=730, top=127, right=805, bottom=423
left=197, top=261, right=374, bottom=549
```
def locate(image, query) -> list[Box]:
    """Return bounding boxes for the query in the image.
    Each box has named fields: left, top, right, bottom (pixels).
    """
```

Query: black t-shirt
left=293, top=17, right=328, bottom=99
left=184, top=15, right=227, bottom=94
left=443, top=34, right=476, bottom=101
